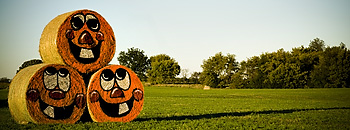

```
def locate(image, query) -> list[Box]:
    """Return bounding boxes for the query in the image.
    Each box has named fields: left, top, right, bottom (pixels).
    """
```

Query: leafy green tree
left=268, top=63, right=308, bottom=88
left=117, top=47, right=151, bottom=81
left=237, top=54, right=270, bottom=89
left=290, top=46, right=320, bottom=88
left=310, top=44, right=350, bottom=88
left=309, top=38, right=325, bottom=52
left=200, top=52, right=239, bottom=88
left=199, top=70, right=219, bottom=87
left=237, top=47, right=317, bottom=89
left=147, top=54, right=180, bottom=84
left=189, top=72, right=201, bottom=84
left=179, top=69, right=190, bottom=83
left=234, top=38, right=349, bottom=89
left=17, top=59, right=43, bottom=73
left=0, top=77, right=11, bottom=83
left=0, top=77, right=11, bottom=89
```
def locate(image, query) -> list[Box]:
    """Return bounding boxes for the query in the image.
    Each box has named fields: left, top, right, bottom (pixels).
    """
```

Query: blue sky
left=1, top=0, right=349, bottom=78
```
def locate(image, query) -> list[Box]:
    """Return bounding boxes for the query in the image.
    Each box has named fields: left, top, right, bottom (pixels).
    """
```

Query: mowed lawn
left=0, top=86, right=350, bottom=129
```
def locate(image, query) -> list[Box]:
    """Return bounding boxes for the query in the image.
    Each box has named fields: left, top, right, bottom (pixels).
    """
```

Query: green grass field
left=0, top=86, right=350, bottom=129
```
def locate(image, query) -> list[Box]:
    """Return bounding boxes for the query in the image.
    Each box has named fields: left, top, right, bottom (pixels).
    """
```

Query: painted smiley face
left=87, top=65, right=144, bottom=122
left=65, top=13, right=103, bottom=64
left=40, top=10, right=116, bottom=74
left=26, top=64, right=86, bottom=123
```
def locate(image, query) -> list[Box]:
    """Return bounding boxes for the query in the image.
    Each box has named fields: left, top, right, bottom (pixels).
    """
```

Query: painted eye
left=71, top=14, right=85, bottom=30
left=86, top=14, right=99, bottom=31
left=58, top=68, right=70, bottom=92
left=101, top=69, right=114, bottom=91
left=44, top=67, right=57, bottom=90
left=58, top=68, right=69, bottom=77
left=115, top=68, right=130, bottom=90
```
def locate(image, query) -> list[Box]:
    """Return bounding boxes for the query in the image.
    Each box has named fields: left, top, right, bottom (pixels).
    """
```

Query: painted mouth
left=99, top=96, right=135, bottom=117
left=39, top=98, right=75, bottom=119
left=69, top=40, right=101, bottom=64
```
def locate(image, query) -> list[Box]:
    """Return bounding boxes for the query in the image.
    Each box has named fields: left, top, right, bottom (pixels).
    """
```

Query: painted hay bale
left=8, top=64, right=86, bottom=124
left=87, top=65, right=144, bottom=122
left=203, top=86, right=211, bottom=90
left=39, top=9, right=116, bottom=74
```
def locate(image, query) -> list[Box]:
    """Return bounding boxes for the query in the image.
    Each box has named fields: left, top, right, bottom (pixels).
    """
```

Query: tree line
left=232, top=38, right=350, bottom=88
left=118, top=38, right=349, bottom=88
left=13, top=38, right=350, bottom=89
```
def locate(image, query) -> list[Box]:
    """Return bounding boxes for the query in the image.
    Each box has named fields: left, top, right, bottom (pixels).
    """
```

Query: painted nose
left=110, top=87, right=125, bottom=98
left=49, top=90, right=65, bottom=100
left=79, top=31, right=93, bottom=45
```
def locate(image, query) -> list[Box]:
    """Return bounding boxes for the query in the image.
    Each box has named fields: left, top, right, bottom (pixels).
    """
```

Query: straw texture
left=39, top=9, right=116, bottom=74
left=9, top=64, right=45, bottom=124
left=8, top=64, right=86, bottom=124
left=87, top=65, right=144, bottom=122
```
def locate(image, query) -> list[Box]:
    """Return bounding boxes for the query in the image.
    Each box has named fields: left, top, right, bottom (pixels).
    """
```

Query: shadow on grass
left=0, top=99, right=7, bottom=108
left=135, top=107, right=350, bottom=121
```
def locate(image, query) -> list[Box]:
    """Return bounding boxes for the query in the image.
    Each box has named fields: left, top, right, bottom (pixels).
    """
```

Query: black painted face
left=100, top=68, right=137, bottom=117
left=40, top=67, right=74, bottom=119
left=55, top=10, right=115, bottom=74
left=95, top=68, right=133, bottom=117
left=26, top=66, right=86, bottom=121
left=65, top=13, right=104, bottom=64
left=87, top=65, right=144, bottom=122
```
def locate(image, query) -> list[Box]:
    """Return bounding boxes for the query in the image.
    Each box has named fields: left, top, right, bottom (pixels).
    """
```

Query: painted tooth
left=79, top=48, right=94, bottom=58
left=43, top=106, right=54, bottom=118
left=119, top=103, right=129, bottom=115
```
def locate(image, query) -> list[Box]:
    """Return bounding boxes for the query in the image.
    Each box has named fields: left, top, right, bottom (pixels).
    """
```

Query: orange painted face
left=57, top=10, right=115, bottom=73
left=26, top=64, right=86, bottom=123
left=87, top=65, right=144, bottom=122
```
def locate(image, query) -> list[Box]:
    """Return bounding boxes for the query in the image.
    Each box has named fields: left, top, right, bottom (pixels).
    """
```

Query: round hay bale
left=203, top=85, right=211, bottom=90
left=87, top=65, right=144, bottom=122
left=39, top=9, right=116, bottom=74
left=8, top=64, right=86, bottom=124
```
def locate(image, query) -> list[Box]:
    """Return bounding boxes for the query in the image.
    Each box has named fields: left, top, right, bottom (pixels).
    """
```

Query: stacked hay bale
left=8, top=64, right=86, bottom=124
left=8, top=9, right=144, bottom=124
left=87, top=65, right=144, bottom=122
left=39, top=9, right=116, bottom=74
